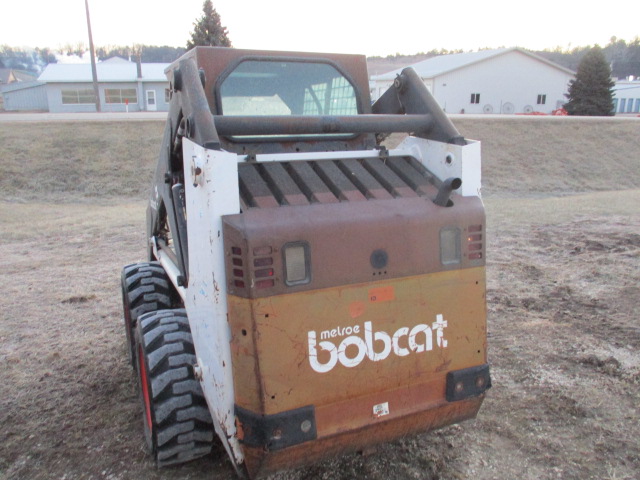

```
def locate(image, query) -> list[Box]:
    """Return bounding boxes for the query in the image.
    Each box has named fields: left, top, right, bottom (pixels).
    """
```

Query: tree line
left=3, top=37, right=639, bottom=78
left=0, top=44, right=187, bottom=73
left=535, top=37, right=640, bottom=80
left=369, top=38, right=640, bottom=80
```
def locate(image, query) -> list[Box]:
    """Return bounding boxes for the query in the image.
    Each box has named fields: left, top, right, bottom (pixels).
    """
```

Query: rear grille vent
left=238, top=157, right=439, bottom=209
left=467, top=225, right=483, bottom=260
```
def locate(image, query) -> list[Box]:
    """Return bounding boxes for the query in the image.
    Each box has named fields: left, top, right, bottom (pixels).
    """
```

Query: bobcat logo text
left=307, top=315, right=449, bottom=373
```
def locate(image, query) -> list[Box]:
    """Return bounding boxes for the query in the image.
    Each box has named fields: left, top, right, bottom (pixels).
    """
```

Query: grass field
left=1, top=117, right=639, bottom=202
left=1, top=117, right=639, bottom=480
left=0, top=122, right=163, bottom=202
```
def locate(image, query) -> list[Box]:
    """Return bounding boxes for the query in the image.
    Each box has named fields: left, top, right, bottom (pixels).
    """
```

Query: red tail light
left=467, top=225, right=483, bottom=260
left=253, top=247, right=275, bottom=289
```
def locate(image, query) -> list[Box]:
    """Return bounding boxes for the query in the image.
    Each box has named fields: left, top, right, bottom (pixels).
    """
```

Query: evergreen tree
left=564, top=46, right=615, bottom=116
left=186, top=1, right=231, bottom=50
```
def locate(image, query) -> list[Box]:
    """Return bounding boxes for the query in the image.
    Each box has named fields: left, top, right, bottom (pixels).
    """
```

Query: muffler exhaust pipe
left=433, top=177, right=462, bottom=207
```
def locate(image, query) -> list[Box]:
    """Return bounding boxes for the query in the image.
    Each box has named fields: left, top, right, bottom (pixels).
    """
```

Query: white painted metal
left=241, top=140, right=481, bottom=197
left=241, top=148, right=414, bottom=163
left=398, top=136, right=482, bottom=197
left=181, top=138, right=245, bottom=466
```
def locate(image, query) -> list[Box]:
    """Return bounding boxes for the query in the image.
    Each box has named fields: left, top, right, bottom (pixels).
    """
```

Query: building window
left=105, top=88, right=137, bottom=104
left=61, top=89, right=96, bottom=104
left=619, top=99, right=626, bottom=113
left=537, top=94, right=547, bottom=105
left=470, top=93, right=480, bottom=104
left=165, top=88, right=171, bottom=103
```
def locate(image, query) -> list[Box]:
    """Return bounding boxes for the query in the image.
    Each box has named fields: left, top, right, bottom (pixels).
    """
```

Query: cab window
left=219, top=60, right=358, bottom=116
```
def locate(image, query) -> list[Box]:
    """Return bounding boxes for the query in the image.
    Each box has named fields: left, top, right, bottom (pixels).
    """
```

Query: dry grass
left=453, top=117, right=640, bottom=196
left=0, top=122, right=164, bottom=202
left=1, top=117, right=639, bottom=203
left=1, top=118, right=639, bottom=480
left=484, top=189, right=640, bottom=227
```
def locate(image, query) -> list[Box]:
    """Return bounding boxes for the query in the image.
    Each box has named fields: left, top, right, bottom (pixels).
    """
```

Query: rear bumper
left=236, top=363, right=490, bottom=478
left=239, top=393, right=486, bottom=478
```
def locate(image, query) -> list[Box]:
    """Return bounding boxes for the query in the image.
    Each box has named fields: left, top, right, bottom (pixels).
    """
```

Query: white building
left=370, top=48, right=575, bottom=115
left=37, top=57, right=170, bottom=113
left=1, top=81, right=48, bottom=111
left=613, top=80, right=640, bottom=114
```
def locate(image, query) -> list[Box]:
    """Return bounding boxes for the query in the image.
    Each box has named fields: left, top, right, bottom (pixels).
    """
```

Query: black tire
left=135, top=309, right=215, bottom=467
left=121, top=262, right=176, bottom=366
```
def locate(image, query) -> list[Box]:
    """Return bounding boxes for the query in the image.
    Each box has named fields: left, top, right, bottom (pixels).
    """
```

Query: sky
left=3, top=0, right=639, bottom=58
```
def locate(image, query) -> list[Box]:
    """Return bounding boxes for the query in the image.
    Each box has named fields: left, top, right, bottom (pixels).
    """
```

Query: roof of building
left=613, top=80, right=640, bottom=93
left=0, top=68, right=38, bottom=85
left=38, top=58, right=169, bottom=83
left=14, top=70, right=38, bottom=82
left=0, top=68, right=17, bottom=84
left=1, top=80, right=46, bottom=93
left=101, top=56, right=131, bottom=64
left=371, top=47, right=575, bottom=80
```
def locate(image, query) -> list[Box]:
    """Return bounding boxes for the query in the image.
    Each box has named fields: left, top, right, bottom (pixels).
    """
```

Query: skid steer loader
left=121, top=46, right=490, bottom=478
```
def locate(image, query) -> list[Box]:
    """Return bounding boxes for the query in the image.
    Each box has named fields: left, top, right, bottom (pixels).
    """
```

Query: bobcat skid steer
left=121, top=47, right=490, bottom=479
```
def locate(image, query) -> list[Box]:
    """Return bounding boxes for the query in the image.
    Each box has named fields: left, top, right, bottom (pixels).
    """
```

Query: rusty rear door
left=222, top=157, right=489, bottom=476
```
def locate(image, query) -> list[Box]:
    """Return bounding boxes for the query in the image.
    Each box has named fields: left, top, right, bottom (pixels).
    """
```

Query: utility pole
left=85, top=0, right=101, bottom=112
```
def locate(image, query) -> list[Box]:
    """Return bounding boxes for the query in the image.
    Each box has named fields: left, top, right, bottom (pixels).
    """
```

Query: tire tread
left=135, top=309, right=214, bottom=467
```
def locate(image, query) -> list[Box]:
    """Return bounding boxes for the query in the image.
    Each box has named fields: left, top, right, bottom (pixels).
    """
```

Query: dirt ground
left=1, top=118, right=639, bottom=480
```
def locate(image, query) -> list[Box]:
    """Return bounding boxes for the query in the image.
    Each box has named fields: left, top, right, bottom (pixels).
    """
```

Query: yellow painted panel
left=229, top=267, right=486, bottom=415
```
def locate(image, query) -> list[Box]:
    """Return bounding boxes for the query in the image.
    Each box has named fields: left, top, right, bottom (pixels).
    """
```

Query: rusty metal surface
left=338, top=158, right=394, bottom=200
left=237, top=156, right=441, bottom=209
left=229, top=269, right=487, bottom=476
left=229, top=268, right=486, bottom=416
left=241, top=397, right=483, bottom=478
left=259, top=163, right=309, bottom=206
left=223, top=195, right=485, bottom=298
left=225, top=144, right=487, bottom=479
left=286, top=162, right=340, bottom=204
left=180, top=47, right=373, bottom=115
left=175, top=47, right=378, bottom=154
left=211, top=114, right=434, bottom=136
left=361, top=157, right=419, bottom=198
left=372, top=67, right=465, bottom=145
left=312, top=160, right=368, bottom=202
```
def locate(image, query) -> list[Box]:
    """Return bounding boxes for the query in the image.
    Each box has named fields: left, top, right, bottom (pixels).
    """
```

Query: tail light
left=253, top=246, right=275, bottom=289
left=467, top=224, right=483, bottom=260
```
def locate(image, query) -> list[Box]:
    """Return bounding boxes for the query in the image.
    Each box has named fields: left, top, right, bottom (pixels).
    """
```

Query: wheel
left=135, top=309, right=214, bottom=466
left=121, top=262, right=176, bottom=366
